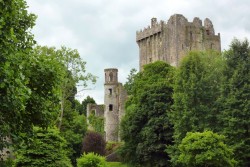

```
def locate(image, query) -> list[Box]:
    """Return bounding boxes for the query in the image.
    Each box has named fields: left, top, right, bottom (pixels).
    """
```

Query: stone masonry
left=87, top=14, right=221, bottom=142
left=136, top=14, right=221, bottom=70
left=86, top=69, right=127, bottom=141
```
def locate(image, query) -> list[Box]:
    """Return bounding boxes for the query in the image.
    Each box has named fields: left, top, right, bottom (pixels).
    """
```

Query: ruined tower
left=136, top=14, right=221, bottom=70
left=104, top=68, right=127, bottom=141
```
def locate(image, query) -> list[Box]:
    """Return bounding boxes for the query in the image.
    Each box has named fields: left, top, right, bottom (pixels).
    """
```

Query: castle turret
left=104, top=68, right=119, bottom=141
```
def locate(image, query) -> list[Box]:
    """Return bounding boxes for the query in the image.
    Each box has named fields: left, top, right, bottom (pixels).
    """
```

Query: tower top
left=104, top=68, right=118, bottom=84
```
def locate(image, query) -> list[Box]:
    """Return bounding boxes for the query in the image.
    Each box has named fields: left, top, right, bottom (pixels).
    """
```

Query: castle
left=87, top=69, right=127, bottom=141
left=137, top=14, right=221, bottom=69
left=87, top=14, right=221, bottom=141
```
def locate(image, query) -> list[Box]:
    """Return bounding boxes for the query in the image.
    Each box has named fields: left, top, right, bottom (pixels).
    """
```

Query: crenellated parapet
left=136, top=14, right=221, bottom=70
left=136, top=18, right=164, bottom=42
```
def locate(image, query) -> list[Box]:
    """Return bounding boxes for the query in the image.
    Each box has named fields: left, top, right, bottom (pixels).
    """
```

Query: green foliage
left=120, top=61, right=174, bottom=167
left=77, top=152, right=107, bottom=167
left=107, top=162, right=128, bottom=167
left=61, top=113, right=88, bottom=166
left=168, top=51, right=224, bottom=164
left=14, top=127, right=72, bottom=167
left=0, top=0, right=36, bottom=151
left=81, top=96, right=96, bottom=115
left=218, top=39, right=250, bottom=166
left=0, top=47, right=65, bottom=153
left=32, top=46, right=92, bottom=165
left=172, top=51, right=223, bottom=139
left=177, top=131, right=237, bottom=167
left=0, top=0, right=36, bottom=55
left=88, top=113, right=104, bottom=134
left=0, top=158, right=14, bottom=167
left=82, top=131, right=106, bottom=156
left=106, top=142, right=123, bottom=155
left=124, top=68, right=137, bottom=95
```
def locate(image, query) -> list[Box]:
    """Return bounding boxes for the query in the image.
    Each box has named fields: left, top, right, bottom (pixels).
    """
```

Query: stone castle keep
left=87, top=14, right=221, bottom=141
left=137, top=14, right=221, bottom=69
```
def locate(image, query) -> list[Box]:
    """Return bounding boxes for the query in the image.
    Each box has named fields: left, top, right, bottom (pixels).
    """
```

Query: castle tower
left=104, top=68, right=119, bottom=141
left=136, top=14, right=221, bottom=70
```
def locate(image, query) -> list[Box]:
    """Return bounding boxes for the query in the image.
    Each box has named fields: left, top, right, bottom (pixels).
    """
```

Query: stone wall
left=136, top=14, right=221, bottom=70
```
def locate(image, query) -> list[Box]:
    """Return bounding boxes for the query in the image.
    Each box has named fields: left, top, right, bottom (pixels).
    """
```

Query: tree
left=177, top=131, right=237, bottom=167
left=81, top=131, right=106, bottom=156
left=120, top=61, right=174, bottom=167
left=81, top=96, right=96, bottom=116
left=0, top=0, right=36, bottom=55
left=218, top=39, right=250, bottom=166
left=168, top=51, right=224, bottom=165
left=30, top=46, right=96, bottom=128
left=0, top=0, right=36, bottom=152
left=0, top=47, right=65, bottom=157
left=14, top=127, right=72, bottom=167
left=32, top=46, right=95, bottom=165
left=124, top=68, right=137, bottom=95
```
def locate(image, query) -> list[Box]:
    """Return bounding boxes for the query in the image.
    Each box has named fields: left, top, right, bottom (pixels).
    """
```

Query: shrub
left=105, top=142, right=123, bottom=155
left=14, top=127, right=72, bottom=167
left=177, top=131, right=237, bottom=167
left=77, top=152, right=107, bottom=167
left=82, top=131, right=105, bottom=156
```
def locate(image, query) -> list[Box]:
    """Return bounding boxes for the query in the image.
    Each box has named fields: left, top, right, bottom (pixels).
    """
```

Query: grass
left=107, top=162, right=128, bottom=167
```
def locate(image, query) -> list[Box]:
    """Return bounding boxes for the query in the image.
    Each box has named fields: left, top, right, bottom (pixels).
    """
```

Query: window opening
left=91, top=110, right=95, bottom=115
left=109, top=88, right=112, bottom=95
left=211, top=43, right=214, bottom=49
left=109, top=104, right=113, bottom=111
left=206, top=30, right=210, bottom=35
left=109, top=73, right=113, bottom=82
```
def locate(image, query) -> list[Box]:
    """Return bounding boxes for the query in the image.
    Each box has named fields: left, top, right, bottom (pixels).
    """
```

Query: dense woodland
left=0, top=0, right=249, bottom=167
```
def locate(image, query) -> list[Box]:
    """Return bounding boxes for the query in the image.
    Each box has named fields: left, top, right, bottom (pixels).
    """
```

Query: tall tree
left=218, top=39, right=250, bottom=166
left=32, top=46, right=92, bottom=165
left=168, top=51, right=224, bottom=165
left=120, top=61, right=174, bottom=167
left=124, top=68, right=137, bottom=95
left=14, top=127, right=72, bottom=167
left=0, top=0, right=36, bottom=150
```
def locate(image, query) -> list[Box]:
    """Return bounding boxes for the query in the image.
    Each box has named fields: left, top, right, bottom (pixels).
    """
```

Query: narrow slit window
left=109, top=73, right=113, bottom=82
left=211, top=43, right=213, bottom=49
left=109, top=104, right=113, bottom=111
left=206, top=29, right=210, bottom=35
left=109, top=88, right=112, bottom=95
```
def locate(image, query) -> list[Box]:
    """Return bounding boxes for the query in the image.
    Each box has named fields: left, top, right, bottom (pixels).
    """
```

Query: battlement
left=136, top=18, right=164, bottom=42
left=136, top=14, right=221, bottom=70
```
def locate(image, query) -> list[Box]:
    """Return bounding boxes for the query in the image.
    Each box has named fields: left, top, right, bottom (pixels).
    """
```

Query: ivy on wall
left=88, top=113, right=104, bottom=134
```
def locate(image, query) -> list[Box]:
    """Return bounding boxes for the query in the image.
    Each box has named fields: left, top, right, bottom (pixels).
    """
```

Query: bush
left=77, top=152, right=107, bottom=167
left=105, top=142, right=123, bottom=155
left=14, top=127, right=72, bottom=167
left=177, top=131, right=237, bottom=167
left=82, top=131, right=106, bottom=156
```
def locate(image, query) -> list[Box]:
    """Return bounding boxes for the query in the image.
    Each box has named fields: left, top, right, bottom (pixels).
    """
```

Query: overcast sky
left=26, top=0, right=250, bottom=104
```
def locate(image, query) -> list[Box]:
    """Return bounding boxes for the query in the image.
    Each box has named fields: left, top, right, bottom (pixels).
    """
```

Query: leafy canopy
left=120, top=61, right=174, bottom=167
left=177, top=131, right=237, bottom=167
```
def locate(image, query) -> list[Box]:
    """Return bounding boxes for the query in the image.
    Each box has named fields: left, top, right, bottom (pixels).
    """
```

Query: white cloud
left=26, top=0, right=250, bottom=104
